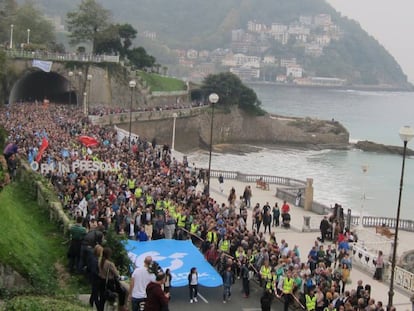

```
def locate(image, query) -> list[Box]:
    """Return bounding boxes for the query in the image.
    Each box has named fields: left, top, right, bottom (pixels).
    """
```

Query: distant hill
left=29, top=0, right=410, bottom=88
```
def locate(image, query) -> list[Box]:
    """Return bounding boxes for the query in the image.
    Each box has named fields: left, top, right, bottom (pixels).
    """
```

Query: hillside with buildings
left=30, top=0, right=411, bottom=89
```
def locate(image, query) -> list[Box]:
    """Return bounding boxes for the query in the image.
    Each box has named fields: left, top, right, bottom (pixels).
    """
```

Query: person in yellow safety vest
left=145, top=194, right=154, bottom=206
left=265, top=270, right=277, bottom=292
left=190, top=222, right=199, bottom=235
left=323, top=302, right=336, bottom=311
left=259, top=260, right=272, bottom=288
left=127, top=178, right=136, bottom=191
left=219, top=235, right=230, bottom=253
left=305, top=288, right=317, bottom=311
left=177, top=212, right=186, bottom=228
left=117, top=172, right=124, bottom=185
left=134, top=187, right=143, bottom=199
left=206, top=229, right=218, bottom=246
left=154, top=199, right=164, bottom=217
left=279, top=269, right=295, bottom=311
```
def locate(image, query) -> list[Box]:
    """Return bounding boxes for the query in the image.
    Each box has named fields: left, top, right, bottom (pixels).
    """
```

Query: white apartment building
left=186, top=49, right=198, bottom=59
left=299, top=15, right=313, bottom=25
left=286, top=65, right=303, bottom=78
left=263, top=55, right=277, bottom=64
left=247, top=20, right=267, bottom=33
left=315, top=35, right=331, bottom=46
left=314, top=14, right=332, bottom=27
left=280, top=58, right=297, bottom=68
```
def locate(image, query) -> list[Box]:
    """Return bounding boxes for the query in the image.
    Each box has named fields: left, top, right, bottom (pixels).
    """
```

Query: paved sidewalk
left=207, top=178, right=413, bottom=309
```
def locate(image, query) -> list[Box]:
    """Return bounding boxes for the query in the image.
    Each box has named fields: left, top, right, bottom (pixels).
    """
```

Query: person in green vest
left=206, top=228, right=218, bottom=247
left=259, top=260, right=272, bottom=288
left=305, top=288, right=317, bottom=311
left=127, top=176, right=136, bottom=192
left=278, top=269, right=295, bottom=311
left=219, top=235, right=231, bottom=254
left=323, top=302, right=336, bottom=311
left=134, top=186, right=143, bottom=199
left=154, top=198, right=165, bottom=217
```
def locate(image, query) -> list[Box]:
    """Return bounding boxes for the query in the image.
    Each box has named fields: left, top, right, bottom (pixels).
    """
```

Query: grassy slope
left=0, top=180, right=89, bottom=310
left=137, top=71, right=186, bottom=92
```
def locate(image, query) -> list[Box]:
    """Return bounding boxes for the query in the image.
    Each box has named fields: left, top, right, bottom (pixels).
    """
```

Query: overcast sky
left=326, top=0, right=414, bottom=83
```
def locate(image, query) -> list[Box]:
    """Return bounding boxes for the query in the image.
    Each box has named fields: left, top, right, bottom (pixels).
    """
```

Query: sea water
left=186, top=85, right=414, bottom=219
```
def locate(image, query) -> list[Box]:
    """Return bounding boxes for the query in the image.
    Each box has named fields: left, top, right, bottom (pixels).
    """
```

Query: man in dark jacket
left=145, top=273, right=170, bottom=311
left=319, top=216, right=331, bottom=243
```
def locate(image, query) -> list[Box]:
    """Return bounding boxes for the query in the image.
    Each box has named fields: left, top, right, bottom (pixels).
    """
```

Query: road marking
left=197, top=292, right=208, bottom=303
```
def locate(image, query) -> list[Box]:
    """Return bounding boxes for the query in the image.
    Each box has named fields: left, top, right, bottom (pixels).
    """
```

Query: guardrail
left=350, top=215, right=414, bottom=233
left=208, top=169, right=307, bottom=187
left=151, top=90, right=188, bottom=97
left=5, top=49, right=119, bottom=63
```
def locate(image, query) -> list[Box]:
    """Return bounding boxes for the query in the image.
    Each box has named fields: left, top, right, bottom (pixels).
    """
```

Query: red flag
left=78, top=135, right=99, bottom=148
left=35, top=137, right=49, bottom=162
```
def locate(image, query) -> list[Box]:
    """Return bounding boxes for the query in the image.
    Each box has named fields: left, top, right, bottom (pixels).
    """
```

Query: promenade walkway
left=206, top=176, right=413, bottom=309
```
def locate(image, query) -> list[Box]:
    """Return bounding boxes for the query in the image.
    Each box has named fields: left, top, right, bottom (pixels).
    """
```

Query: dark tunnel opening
left=9, top=70, right=78, bottom=105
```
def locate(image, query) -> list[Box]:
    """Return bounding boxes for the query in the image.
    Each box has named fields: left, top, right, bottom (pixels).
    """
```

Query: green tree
left=94, top=24, right=121, bottom=55
left=201, top=72, right=263, bottom=114
left=13, top=2, right=55, bottom=47
left=66, top=0, right=111, bottom=53
left=118, top=23, right=137, bottom=57
left=0, top=1, right=54, bottom=48
left=128, top=46, right=156, bottom=69
left=94, top=23, right=137, bottom=58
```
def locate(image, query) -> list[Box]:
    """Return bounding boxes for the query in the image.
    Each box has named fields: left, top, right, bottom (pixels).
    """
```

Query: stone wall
left=115, top=107, right=350, bottom=150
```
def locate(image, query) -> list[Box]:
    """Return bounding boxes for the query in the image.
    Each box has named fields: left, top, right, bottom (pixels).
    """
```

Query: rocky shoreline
left=352, top=140, right=414, bottom=156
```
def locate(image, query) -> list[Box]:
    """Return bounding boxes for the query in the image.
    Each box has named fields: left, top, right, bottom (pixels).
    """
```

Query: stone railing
left=395, top=266, right=414, bottom=293
left=209, top=169, right=307, bottom=187
left=5, top=49, right=119, bottom=63
left=350, top=215, right=414, bottom=232
left=351, top=243, right=414, bottom=294
left=151, top=90, right=188, bottom=97
left=89, top=106, right=206, bottom=126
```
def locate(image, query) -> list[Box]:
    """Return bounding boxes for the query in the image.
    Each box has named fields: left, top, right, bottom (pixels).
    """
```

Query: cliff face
left=122, top=108, right=349, bottom=151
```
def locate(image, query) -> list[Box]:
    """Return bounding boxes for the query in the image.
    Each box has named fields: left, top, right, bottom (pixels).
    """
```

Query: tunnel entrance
left=9, top=70, right=78, bottom=105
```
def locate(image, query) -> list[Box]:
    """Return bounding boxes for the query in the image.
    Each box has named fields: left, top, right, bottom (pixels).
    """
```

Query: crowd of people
left=0, top=102, right=391, bottom=311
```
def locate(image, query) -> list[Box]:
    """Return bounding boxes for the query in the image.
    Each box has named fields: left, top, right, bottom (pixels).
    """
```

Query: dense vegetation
left=199, top=72, right=266, bottom=115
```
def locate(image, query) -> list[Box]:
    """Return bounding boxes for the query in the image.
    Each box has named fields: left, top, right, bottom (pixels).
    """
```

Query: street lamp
left=388, top=125, right=414, bottom=309
left=77, top=71, right=83, bottom=108
left=206, top=92, right=219, bottom=196
left=172, top=112, right=178, bottom=151
left=359, top=164, right=368, bottom=229
left=86, top=74, right=92, bottom=115
left=68, top=71, right=73, bottom=106
left=27, top=29, right=30, bottom=45
left=128, top=80, right=137, bottom=148
left=9, top=24, right=14, bottom=49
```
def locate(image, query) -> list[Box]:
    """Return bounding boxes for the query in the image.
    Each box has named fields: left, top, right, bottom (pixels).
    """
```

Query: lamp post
left=9, top=24, right=14, bottom=49
left=68, top=71, right=73, bottom=106
left=27, top=29, right=30, bottom=45
left=172, top=112, right=178, bottom=151
left=77, top=71, right=83, bottom=108
left=388, top=125, right=414, bottom=309
left=128, top=80, right=137, bottom=149
left=206, top=93, right=219, bottom=196
left=359, top=164, right=368, bottom=229
left=86, top=74, right=92, bottom=115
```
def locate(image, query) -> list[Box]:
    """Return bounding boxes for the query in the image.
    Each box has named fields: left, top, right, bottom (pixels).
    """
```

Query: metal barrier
left=5, top=49, right=119, bottom=63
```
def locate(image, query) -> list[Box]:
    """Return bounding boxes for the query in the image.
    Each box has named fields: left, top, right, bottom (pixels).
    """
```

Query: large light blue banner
left=125, top=240, right=223, bottom=287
